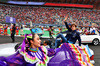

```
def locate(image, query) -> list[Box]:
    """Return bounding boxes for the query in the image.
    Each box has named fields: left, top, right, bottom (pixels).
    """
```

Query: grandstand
left=0, top=5, right=100, bottom=27
left=0, top=0, right=100, bottom=27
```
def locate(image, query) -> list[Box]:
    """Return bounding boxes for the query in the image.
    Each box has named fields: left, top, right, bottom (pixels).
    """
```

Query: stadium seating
left=0, top=4, right=100, bottom=26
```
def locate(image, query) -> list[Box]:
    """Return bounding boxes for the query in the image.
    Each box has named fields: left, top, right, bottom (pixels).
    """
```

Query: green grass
left=7, top=29, right=58, bottom=37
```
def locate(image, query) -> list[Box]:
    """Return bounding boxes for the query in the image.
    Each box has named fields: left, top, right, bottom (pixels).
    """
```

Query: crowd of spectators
left=0, top=4, right=100, bottom=26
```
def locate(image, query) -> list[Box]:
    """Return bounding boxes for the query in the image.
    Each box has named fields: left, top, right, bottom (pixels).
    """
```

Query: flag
left=6, top=16, right=16, bottom=23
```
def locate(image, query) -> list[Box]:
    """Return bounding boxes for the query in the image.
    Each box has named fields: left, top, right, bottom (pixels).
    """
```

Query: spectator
left=90, top=25, right=96, bottom=35
left=0, top=4, right=99, bottom=26
left=11, top=24, right=16, bottom=42
left=77, top=28, right=82, bottom=34
left=20, top=25, right=24, bottom=36
left=48, top=26, right=54, bottom=39
left=3, top=24, right=8, bottom=35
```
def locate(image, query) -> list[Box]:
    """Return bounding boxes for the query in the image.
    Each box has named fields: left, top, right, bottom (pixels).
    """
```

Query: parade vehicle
left=55, top=32, right=100, bottom=46
left=80, top=34, right=100, bottom=45
left=0, top=42, right=95, bottom=65
left=38, top=27, right=100, bottom=46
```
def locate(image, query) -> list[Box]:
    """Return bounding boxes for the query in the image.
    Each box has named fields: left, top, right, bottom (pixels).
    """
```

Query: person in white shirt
left=43, top=40, right=50, bottom=48
left=78, top=28, right=82, bottom=34
left=90, top=25, right=96, bottom=34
